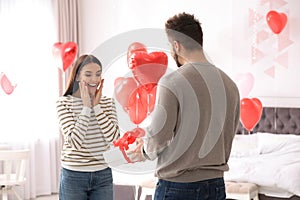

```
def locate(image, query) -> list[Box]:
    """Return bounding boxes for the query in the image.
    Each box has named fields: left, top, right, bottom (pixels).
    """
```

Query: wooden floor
left=33, top=194, right=58, bottom=200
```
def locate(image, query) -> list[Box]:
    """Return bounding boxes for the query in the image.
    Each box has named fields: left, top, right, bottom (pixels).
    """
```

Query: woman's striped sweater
left=56, top=95, right=120, bottom=172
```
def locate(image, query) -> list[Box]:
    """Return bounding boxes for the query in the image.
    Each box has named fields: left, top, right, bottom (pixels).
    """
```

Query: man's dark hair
left=165, top=12, right=203, bottom=50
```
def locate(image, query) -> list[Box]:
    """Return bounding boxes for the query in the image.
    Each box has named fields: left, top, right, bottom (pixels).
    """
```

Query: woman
left=56, top=54, right=120, bottom=200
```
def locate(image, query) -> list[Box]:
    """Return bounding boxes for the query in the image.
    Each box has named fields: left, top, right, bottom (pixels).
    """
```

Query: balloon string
left=136, top=92, right=139, bottom=122
left=147, top=93, right=150, bottom=115
left=120, top=149, right=132, bottom=163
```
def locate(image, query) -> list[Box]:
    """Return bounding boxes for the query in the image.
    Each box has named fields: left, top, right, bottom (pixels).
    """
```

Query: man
left=128, top=12, right=240, bottom=200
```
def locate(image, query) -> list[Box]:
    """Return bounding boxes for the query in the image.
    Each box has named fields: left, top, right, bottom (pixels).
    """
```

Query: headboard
left=236, top=107, right=300, bottom=135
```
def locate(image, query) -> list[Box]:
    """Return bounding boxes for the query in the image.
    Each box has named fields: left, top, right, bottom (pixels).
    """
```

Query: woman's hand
left=79, top=81, right=92, bottom=108
left=93, top=79, right=104, bottom=107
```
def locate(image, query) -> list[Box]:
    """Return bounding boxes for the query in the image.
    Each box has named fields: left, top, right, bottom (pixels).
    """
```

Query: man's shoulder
left=159, top=70, right=178, bottom=87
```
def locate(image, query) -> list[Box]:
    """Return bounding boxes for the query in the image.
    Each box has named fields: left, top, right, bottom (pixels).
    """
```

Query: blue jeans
left=154, top=177, right=226, bottom=200
left=59, top=167, right=113, bottom=200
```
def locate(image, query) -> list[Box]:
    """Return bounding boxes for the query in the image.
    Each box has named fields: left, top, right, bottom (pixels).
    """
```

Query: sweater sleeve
left=56, top=99, right=91, bottom=150
left=93, top=97, right=120, bottom=143
left=143, top=80, right=179, bottom=160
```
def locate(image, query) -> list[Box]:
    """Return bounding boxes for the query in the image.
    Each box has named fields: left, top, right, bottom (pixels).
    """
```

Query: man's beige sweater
left=143, top=62, right=240, bottom=182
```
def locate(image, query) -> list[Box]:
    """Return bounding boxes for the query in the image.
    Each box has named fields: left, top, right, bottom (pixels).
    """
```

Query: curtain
left=51, top=1, right=80, bottom=191
left=52, top=0, right=80, bottom=96
left=54, top=0, right=80, bottom=45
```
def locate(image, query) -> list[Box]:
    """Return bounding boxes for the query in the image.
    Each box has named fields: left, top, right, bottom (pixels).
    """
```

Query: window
left=0, top=0, right=59, bottom=142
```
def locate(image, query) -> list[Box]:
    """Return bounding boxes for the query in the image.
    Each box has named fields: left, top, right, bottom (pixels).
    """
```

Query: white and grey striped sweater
left=56, top=95, right=120, bottom=172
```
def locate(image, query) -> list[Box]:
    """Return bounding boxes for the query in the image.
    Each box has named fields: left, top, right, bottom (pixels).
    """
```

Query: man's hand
left=113, top=128, right=146, bottom=163
left=126, top=138, right=146, bottom=162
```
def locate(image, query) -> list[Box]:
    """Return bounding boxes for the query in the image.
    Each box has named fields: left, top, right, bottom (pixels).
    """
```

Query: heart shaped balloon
left=146, top=84, right=157, bottom=112
left=127, top=42, right=147, bottom=65
left=127, top=83, right=157, bottom=124
left=129, top=51, right=168, bottom=88
left=240, top=98, right=263, bottom=132
left=235, top=73, right=254, bottom=98
left=266, top=10, right=287, bottom=34
left=53, top=42, right=78, bottom=71
left=114, top=77, right=139, bottom=112
left=0, top=72, right=17, bottom=95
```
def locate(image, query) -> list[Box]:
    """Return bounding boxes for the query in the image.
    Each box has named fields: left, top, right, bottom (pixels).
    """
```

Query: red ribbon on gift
left=113, top=128, right=145, bottom=163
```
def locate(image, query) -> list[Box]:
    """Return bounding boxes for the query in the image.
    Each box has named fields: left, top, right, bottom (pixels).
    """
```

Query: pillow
left=256, top=132, right=300, bottom=154
left=230, top=134, right=260, bottom=157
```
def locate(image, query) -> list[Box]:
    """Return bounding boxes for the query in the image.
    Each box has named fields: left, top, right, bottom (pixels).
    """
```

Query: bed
left=225, top=107, right=300, bottom=200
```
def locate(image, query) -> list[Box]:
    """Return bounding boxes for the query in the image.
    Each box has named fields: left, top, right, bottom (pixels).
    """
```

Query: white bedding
left=224, top=133, right=300, bottom=198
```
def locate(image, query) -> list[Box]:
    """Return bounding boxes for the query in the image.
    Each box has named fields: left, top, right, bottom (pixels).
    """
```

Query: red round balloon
left=240, top=98, right=263, bottom=132
left=266, top=10, right=287, bottom=34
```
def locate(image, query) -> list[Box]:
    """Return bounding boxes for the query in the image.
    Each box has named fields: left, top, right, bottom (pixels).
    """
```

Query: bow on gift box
left=113, top=128, right=145, bottom=163
left=113, top=128, right=145, bottom=151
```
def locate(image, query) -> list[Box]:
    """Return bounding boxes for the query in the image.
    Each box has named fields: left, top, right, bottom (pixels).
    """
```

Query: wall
left=78, top=0, right=300, bottom=107
left=78, top=0, right=233, bottom=92
left=232, top=0, right=300, bottom=107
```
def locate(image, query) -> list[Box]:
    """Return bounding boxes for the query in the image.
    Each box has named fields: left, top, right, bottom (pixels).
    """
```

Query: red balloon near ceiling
left=266, top=10, right=287, bottom=34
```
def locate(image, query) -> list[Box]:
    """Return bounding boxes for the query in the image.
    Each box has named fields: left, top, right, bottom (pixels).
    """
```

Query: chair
left=0, top=149, right=30, bottom=200
left=225, top=181, right=259, bottom=200
left=139, top=177, right=157, bottom=200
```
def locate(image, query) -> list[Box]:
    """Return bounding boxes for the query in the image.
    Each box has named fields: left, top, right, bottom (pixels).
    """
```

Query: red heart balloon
left=240, top=98, right=263, bottom=132
left=129, top=51, right=168, bottom=87
left=114, top=77, right=139, bottom=112
left=53, top=42, right=78, bottom=71
left=266, top=10, right=287, bottom=34
left=127, top=42, right=147, bottom=65
left=127, top=83, right=157, bottom=124
left=0, top=72, right=17, bottom=95
left=146, top=84, right=157, bottom=113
